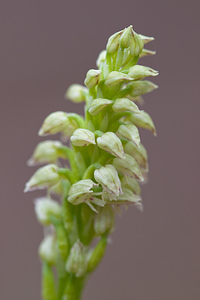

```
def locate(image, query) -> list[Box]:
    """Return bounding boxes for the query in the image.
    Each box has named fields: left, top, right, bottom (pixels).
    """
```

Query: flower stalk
left=25, top=25, right=158, bottom=300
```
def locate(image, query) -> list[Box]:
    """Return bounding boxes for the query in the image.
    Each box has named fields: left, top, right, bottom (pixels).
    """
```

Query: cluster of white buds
left=25, top=26, right=158, bottom=300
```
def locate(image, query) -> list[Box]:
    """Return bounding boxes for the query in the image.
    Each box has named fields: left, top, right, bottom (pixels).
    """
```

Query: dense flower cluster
left=25, top=26, right=158, bottom=300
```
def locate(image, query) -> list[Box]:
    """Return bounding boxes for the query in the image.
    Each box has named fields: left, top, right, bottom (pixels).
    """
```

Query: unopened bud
left=121, top=176, right=141, bottom=195
left=65, top=84, right=88, bottom=103
left=89, top=98, right=113, bottom=115
left=97, top=132, right=125, bottom=159
left=27, top=140, right=63, bottom=166
left=66, top=240, right=87, bottom=277
left=126, top=80, right=158, bottom=98
left=70, top=128, right=96, bottom=146
left=124, top=141, right=148, bottom=171
left=34, top=197, right=62, bottom=225
left=138, top=34, right=154, bottom=44
left=24, top=164, right=60, bottom=192
left=112, top=98, right=140, bottom=113
left=94, top=205, right=115, bottom=236
left=130, top=31, right=144, bottom=57
left=105, top=71, right=133, bottom=87
left=39, top=235, right=56, bottom=265
left=128, top=65, right=158, bottom=80
left=96, top=50, right=106, bottom=68
left=94, top=164, right=122, bottom=196
left=120, top=26, right=132, bottom=48
left=117, top=124, right=141, bottom=148
left=113, top=154, right=143, bottom=181
left=127, top=111, right=156, bottom=135
left=38, top=112, right=69, bottom=136
left=84, top=69, right=101, bottom=89
left=106, top=30, right=123, bottom=54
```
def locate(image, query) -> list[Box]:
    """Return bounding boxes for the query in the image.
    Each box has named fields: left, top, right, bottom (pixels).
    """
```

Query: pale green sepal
left=130, top=31, right=144, bottom=57
left=97, top=132, right=125, bottom=159
left=39, top=235, right=56, bottom=265
left=84, top=69, right=101, bottom=89
left=88, top=98, right=113, bottom=115
left=110, top=188, right=141, bottom=205
left=117, top=124, right=141, bottom=148
left=24, top=164, right=60, bottom=192
left=121, top=176, right=141, bottom=195
left=94, top=206, right=115, bottom=236
left=139, top=49, right=156, bottom=58
left=126, top=80, right=158, bottom=98
left=38, top=111, right=69, bottom=136
left=66, top=240, right=87, bottom=278
left=124, top=141, right=148, bottom=171
left=128, top=65, right=158, bottom=80
left=34, top=197, right=62, bottom=226
left=112, top=98, right=141, bottom=113
left=27, top=140, right=63, bottom=166
left=127, top=111, right=156, bottom=135
left=106, top=29, right=123, bottom=54
left=96, top=50, right=106, bottom=68
left=94, top=164, right=122, bottom=196
left=120, top=26, right=132, bottom=48
left=65, top=84, right=88, bottom=103
left=105, top=71, right=134, bottom=87
left=70, top=129, right=96, bottom=146
left=113, top=154, right=144, bottom=181
left=138, top=34, right=154, bottom=44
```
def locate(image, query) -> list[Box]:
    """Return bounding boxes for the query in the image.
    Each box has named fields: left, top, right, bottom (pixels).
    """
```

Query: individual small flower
left=38, top=111, right=81, bottom=137
left=105, top=71, right=133, bottom=87
left=39, top=234, right=56, bottom=265
left=68, top=179, right=105, bottom=211
left=139, top=49, right=156, bottom=58
left=94, top=205, right=115, bottom=236
left=129, top=31, right=144, bottom=57
left=34, top=197, right=62, bottom=226
left=126, top=80, right=158, bottom=98
left=27, top=140, right=63, bottom=166
left=117, top=124, right=141, bottom=148
left=65, top=84, right=88, bottom=103
left=112, top=98, right=141, bottom=114
left=84, top=69, right=101, bottom=89
left=66, top=240, right=87, bottom=277
left=106, top=29, right=123, bottom=54
left=124, top=141, right=148, bottom=171
left=97, top=132, right=125, bottom=159
left=88, top=98, right=113, bottom=115
left=94, top=164, right=122, bottom=196
left=126, top=111, right=156, bottom=135
left=70, top=128, right=96, bottom=146
left=121, top=176, right=141, bottom=196
left=128, top=65, right=158, bottom=80
left=138, top=34, right=154, bottom=44
left=24, top=164, right=60, bottom=192
left=119, top=26, right=132, bottom=48
left=113, top=154, right=144, bottom=181
left=108, top=187, right=141, bottom=205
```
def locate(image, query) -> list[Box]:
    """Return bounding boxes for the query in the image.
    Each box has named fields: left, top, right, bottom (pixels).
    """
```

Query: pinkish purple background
left=1, top=1, right=200, bottom=299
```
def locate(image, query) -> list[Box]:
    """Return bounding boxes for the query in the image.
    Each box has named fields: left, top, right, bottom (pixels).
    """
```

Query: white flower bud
left=130, top=31, right=144, bottom=57
left=128, top=65, right=158, bottom=80
left=68, top=179, right=98, bottom=205
left=112, top=98, right=140, bottom=114
left=106, top=29, right=123, bottom=54
left=96, top=50, right=106, bottom=68
left=38, top=112, right=69, bottom=136
left=117, top=124, right=141, bottom=148
left=94, top=206, right=115, bottom=235
left=113, top=154, right=144, bottom=181
left=105, top=71, right=133, bottom=87
left=124, top=141, right=148, bottom=171
left=121, top=176, right=141, bottom=195
left=66, top=240, right=87, bottom=277
left=34, top=197, right=62, bottom=225
left=127, top=111, right=156, bottom=135
left=39, top=235, right=56, bottom=265
left=70, top=129, right=96, bottom=146
left=24, top=164, right=60, bottom=192
left=120, top=26, right=132, bottom=48
left=89, top=98, right=113, bottom=115
left=84, top=69, right=101, bottom=89
left=97, top=132, right=125, bottom=159
left=65, top=84, right=88, bottom=103
left=27, top=140, right=63, bottom=166
left=126, top=80, right=158, bottom=98
left=94, top=164, right=122, bottom=196
left=138, top=34, right=154, bottom=44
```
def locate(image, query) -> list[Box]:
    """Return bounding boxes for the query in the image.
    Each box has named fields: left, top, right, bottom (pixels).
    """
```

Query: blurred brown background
left=1, top=0, right=200, bottom=299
